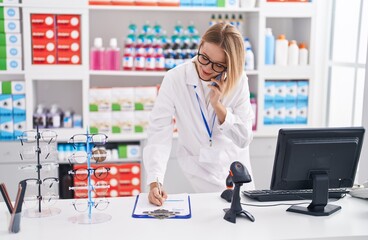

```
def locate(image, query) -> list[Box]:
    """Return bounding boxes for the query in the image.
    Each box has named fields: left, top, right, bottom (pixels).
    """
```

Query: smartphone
left=211, top=73, right=223, bottom=87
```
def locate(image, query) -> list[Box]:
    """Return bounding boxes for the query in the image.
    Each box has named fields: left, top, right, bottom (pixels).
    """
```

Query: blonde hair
left=199, top=23, right=245, bottom=96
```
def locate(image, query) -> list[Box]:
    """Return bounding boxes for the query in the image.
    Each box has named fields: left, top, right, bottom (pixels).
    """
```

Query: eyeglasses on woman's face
left=197, top=52, right=227, bottom=73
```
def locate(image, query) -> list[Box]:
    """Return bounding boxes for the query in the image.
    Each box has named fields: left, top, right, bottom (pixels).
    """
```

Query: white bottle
left=288, top=40, right=299, bottom=66
left=299, top=43, right=309, bottom=65
left=245, top=47, right=255, bottom=70
left=275, top=34, right=288, bottom=66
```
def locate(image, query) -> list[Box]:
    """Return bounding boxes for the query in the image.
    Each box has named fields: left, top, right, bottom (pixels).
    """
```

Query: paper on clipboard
left=132, top=193, right=191, bottom=219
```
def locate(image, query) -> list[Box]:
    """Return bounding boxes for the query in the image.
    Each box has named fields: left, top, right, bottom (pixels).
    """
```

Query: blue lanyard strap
left=194, top=86, right=216, bottom=146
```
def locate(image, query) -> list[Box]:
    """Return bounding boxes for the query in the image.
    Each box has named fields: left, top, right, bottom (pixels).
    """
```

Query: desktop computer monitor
left=270, top=127, right=365, bottom=216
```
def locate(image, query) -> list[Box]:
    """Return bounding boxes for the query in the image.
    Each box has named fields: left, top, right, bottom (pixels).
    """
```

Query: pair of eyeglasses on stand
left=68, top=148, right=108, bottom=164
left=22, top=177, right=59, bottom=209
left=19, top=130, right=58, bottom=145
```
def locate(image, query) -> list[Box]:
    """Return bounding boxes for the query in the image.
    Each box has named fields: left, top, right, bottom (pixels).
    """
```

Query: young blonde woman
left=143, top=23, right=255, bottom=206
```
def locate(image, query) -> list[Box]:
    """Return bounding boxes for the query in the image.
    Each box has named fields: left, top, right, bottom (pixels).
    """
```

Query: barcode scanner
left=223, top=161, right=255, bottom=223
left=220, top=174, right=233, bottom=203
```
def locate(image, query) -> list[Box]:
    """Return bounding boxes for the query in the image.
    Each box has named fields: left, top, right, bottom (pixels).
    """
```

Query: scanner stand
left=287, top=173, right=341, bottom=216
left=223, top=183, right=255, bottom=223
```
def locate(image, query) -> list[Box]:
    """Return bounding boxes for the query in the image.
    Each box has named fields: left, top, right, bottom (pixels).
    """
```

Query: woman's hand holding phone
left=209, top=72, right=226, bottom=107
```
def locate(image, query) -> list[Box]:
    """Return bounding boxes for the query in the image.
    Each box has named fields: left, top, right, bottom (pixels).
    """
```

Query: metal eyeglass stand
left=21, top=125, right=61, bottom=218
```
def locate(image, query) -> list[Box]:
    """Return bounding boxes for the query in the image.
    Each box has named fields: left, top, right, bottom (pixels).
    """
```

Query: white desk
left=1, top=193, right=368, bottom=240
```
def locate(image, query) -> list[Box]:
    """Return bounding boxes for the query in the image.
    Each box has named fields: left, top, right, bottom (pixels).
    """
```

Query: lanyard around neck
left=194, top=86, right=216, bottom=147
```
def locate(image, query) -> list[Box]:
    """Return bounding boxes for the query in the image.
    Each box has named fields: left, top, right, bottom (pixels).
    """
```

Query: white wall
left=358, top=43, right=368, bottom=184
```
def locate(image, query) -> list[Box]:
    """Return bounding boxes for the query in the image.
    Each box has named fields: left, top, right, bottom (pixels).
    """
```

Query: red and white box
left=57, top=38, right=80, bottom=52
left=57, top=50, right=81, bottom=64
left=57, top=27, right=80, bottom=40
left=32, top=51, right=56, bottom=64
left=31, top=14, right=55, bottom=28
left=31, top=27, right=56, bottom=40
left=56, top=15, right=81, bottom=28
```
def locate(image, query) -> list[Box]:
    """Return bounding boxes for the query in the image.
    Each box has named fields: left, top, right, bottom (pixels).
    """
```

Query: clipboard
left=132, top=193, right=191, bottom=219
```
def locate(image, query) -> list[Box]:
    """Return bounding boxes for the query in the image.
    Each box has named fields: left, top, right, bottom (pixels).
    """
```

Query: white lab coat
left=143, top=59, right=255, bottom=193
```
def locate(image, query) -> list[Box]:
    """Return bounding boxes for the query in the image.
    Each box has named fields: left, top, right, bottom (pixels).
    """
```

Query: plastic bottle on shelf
left=288, top=40, right=299, bottom=66
left=154, top=47, right=165, bottom=71
left=105, top=38, right=121, bottom=70
left=90, top=37, right=104, bottom=70
left=275, top=34, right=288, bottom=66
left=250, top=93, right=257, bottom=131
left=122, top=48, right=134, bottom=70
left=209, top=14, right=217, bottom=26
left=245, top=47, right=255, bottom=71
left=46, top=104, right=62, bottom=128
left=265, top=28, right=275, bottom=65
left=299, top=42, right=308, bottom=65
left=33, top=104, right=47, bottom=128
left=145, top=48, right=156, bottom=71
left=237, top=14, right=244, bottom=36
left=134, top=47, right=146, bottom=71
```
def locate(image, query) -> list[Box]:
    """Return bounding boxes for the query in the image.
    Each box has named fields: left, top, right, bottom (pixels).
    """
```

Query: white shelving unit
left=0, top=0, right=325, bottom=191
left=0, top=1, right=321, bottom=138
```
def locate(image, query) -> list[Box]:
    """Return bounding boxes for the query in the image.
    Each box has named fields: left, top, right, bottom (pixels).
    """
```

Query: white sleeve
left=143, top=73, right=175, bottom=186
left=218, top=74, right=254, bottom=148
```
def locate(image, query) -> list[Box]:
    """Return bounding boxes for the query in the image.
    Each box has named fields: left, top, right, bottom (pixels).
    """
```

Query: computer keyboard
left=242, top=188, right=349, bottom=202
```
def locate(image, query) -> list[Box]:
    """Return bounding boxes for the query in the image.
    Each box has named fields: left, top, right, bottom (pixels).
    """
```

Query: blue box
left=274, top=81, right=286, bottom=102
left=264, top=81, right=275, bottom=102
left=180, top=0, right=191, bottom=6
left=0, top=114, right=13, bottom=140
left=285, top=101, right=296, bottom=124
left=263, top=101, right=274, bottom=125
left=12, top=94, right=25, bottom=115
left=13, top=114, right=25, bottom=138
left=297, top=81, right=309, bottom=101
left=204, top=0, right=217, bottom=6
left=296, top=100, right=308, bottom=124
left=285, top=81, right=297, bottom=102
left=273, top=101, right=285, bottom=124
left=0, top=94, right=12, bottom=115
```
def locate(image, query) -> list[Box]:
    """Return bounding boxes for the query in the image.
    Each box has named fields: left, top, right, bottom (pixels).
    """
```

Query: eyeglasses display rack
left=68, top=130, right=112, bottom=224
left=18, top=125, right=61, bottom=218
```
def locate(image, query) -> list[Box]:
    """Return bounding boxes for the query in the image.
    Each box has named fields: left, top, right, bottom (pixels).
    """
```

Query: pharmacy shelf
left=0, top=71, right=25, bottom=75
left=88, top=5, right=260, bottom=12
left=261, top=65, right=313, bottom=79
left=260, top=2, right=315, bottom=18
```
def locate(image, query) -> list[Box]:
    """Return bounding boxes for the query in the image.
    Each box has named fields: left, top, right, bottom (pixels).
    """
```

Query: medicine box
left=0, top=58, right=22, bottom=70
left=297, top=80, right=309, bottom=101
left=274, top=81, right=286, bottom=102
left=13, top=114, right=26, bottom=138
left=0, top=45, right=22, bottom=58
left=264, top=81, right=275, bottom=102
left=0, top=33, right=22, bottom=46
left=296, top=100, right=308, bottom=124
left=285, top=81, right=297, bottom=102
left=0, top=114, right=13, bottom=140
left=134, top=111, right=150, bottom=133
left=12, top=94, right=25, bottom=115
left=134, top=86, right=157, bottom=111
left=89, top=112, right=111, bottom=134
left=273, top=101, right=285, bottom=124
left=0, top=7, right=20, bottom=20
left=0, top=19, right=21, bottom=33
left=111, top=87, right=134, bottom=111
left=263, top=101, right=274, bottom=125
left=111, top=111, right=134, bottom=134
left=118, top=144, right=141, bottom=159
left=285, top=101, right=296, bottom=124
left=89, top=88, right=111, bottom=112
left=0, top=94, right=12, bottom=115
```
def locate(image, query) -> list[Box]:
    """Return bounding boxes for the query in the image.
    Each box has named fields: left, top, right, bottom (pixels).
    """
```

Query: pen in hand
left=156, top=177, right=162, bottom=196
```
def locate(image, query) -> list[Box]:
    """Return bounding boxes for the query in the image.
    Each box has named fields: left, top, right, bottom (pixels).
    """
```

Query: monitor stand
left=287, top=173, right=341, bottom=216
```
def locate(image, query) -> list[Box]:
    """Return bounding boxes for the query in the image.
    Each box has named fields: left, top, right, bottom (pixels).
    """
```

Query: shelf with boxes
left=0, top=0, right=323, bottom=141
left=253, top=0, right=318, bottom=136
left=58, top=138, right=143, bottom=199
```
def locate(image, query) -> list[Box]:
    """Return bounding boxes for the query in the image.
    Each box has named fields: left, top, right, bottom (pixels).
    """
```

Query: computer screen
left=270, top=127, right=365, bottom=216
